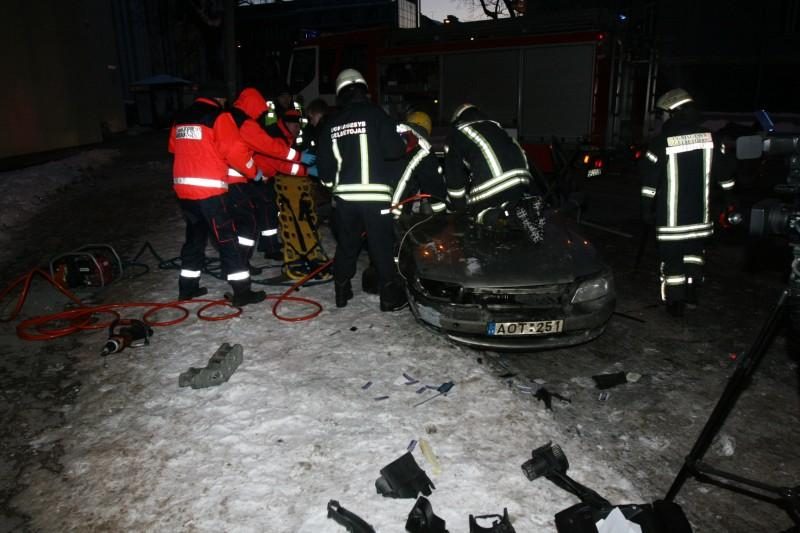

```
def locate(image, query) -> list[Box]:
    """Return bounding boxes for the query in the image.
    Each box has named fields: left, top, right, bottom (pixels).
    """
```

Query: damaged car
left=396, top=210, right=615, bottom=351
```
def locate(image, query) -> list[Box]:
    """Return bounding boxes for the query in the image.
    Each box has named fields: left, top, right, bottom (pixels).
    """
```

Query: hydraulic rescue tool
left=100, top=319, right=153, bottom=356
left=50, top=244, right=123, bottom=288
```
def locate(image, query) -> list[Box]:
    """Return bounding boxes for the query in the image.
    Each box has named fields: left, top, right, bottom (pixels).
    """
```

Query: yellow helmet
left=406, top=111, right=432, bottom=135
left=655, top=88, right=693, bottom=112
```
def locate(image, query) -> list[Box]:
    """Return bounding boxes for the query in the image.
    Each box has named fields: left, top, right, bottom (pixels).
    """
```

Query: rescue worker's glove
left=254, top=168, right=264, bottom=182
left=401, top=131, right=419, bottom=154
left=301, top=150, right=316, bottom=165
left=307, top=165, right=318, bottom=177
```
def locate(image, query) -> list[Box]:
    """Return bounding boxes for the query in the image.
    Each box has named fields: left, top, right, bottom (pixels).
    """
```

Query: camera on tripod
left=736, top=110, right=800, bottom=239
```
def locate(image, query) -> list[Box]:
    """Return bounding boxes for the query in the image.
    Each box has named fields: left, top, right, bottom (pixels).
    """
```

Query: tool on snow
left=50, top=243, right=123, bottom=288
left=100, top=318, right=153, bottom=356
left=178, top=343, right=243, bottom=389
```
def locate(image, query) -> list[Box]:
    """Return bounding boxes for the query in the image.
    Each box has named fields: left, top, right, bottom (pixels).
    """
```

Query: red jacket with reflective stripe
left=230, top=88, right=302, bottom=183
left=169, top=97, right=256, bottom=199
left=255, top=119, right=309, bottom=179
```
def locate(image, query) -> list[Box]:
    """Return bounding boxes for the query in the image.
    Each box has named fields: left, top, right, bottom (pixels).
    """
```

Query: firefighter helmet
left=655, top=88, right=693, bottom=112
left=406, top=111, right=432, bottom=135
left=335, top=68, right=368, bottom=95
left=451, top=103, right=477, bottom=124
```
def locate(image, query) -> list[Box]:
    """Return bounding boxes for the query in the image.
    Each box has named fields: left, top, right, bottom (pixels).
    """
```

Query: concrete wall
left=0, top=1, right=126, bottom=158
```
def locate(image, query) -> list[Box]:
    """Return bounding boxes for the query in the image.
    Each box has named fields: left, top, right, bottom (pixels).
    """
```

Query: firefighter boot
left=361, top=265, right=379, bottom=295
left=335, top=280, right=353, bottom=308
left=230, top=280, right=266, bottom=307
left=178, top=277, right=208, bottom=300
left=380, top=281, right=408, bottom=312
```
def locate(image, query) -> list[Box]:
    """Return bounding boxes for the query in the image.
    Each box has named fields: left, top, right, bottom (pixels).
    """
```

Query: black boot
left=230, top=280, right=266, bottom=307
left=380, top=281, right=408, bottom=312
left=179, top=278, right=208, bottom=300
left=248, top=263, right=263, bottom=276
left=335, top=281, right=353, bottom=308
left=361, top=265, right=379, bottom=295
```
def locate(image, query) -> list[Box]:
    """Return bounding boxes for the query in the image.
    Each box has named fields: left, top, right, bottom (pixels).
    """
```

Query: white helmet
left=451, top=103, right=477, bottom=124
left=335, top=68, right=367, bottom=95
left=655, top=88, right=693, bottom=112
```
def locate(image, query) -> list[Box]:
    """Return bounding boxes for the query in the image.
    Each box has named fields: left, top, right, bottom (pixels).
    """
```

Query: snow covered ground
left=2, top=131, right=799, bottom=532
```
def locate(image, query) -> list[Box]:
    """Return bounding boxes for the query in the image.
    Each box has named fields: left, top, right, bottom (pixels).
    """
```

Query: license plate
left=487, top=320, right=564, bottom=336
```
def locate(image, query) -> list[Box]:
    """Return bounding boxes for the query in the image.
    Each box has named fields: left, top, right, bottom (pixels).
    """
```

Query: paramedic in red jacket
left=230, top=88, right=316, bottom=260
left=168, top=83, right=266, bottom=307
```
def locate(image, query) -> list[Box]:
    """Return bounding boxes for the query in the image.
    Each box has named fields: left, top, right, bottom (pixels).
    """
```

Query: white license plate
left=487, top=320, right=564, bottom=336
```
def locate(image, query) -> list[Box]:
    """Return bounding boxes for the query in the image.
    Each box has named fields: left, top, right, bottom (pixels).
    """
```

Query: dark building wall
left=655, top=0, right=800, bottom=112
left=0, top=0, right=126, bottom=158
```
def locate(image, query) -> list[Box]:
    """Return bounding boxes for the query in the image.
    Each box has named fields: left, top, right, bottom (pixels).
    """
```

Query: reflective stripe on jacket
left=169, top=97, right=255, bottom=200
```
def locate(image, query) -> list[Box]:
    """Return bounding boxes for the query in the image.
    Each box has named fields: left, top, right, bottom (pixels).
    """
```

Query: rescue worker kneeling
left=445, top=103, right=544, bottom=242
left=169, top=82, right=266, bottom=307
left=317, top=69, right=409, bottom=311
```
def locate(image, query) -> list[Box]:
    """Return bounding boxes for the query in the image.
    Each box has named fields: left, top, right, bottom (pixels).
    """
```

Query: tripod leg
left=665, top=289, right=789, bottom=502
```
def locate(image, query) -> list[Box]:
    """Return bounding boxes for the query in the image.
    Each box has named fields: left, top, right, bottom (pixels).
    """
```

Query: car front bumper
left=407, top=288, right=615, bottom=352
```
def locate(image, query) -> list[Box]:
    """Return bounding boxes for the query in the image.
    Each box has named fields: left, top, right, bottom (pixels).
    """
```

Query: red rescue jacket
left=256, top=118, right=308, bottom=179
left=169, top=97, right=256, bottom=200
left=230, top=88, right=302, bottom=183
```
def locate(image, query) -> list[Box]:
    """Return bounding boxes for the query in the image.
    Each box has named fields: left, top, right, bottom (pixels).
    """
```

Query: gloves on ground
left=301, top=150, right=316, bottom=165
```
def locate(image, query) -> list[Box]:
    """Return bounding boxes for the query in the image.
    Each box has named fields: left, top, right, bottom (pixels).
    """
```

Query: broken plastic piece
left=522, top=442, right=611, bottom=510
left=406, top=496, right=448, bottom=533
left=591, top=372, right=628, bottom=390
left=178, top=343, right=243, bottom=389
left=468, top=508, right=516, bottom=533
left=419, top=438, right=441, bottom=475
left=375, top=452, right=435, bottom=499
left=414, top=381, right=455, bottom=407
left=534, top=387, right=571, bottom=410
left=408, top=439, right=418, bottom=452
left=362, top=381, right=373, bottom=390
left=327, top=500, right=376, bottom=533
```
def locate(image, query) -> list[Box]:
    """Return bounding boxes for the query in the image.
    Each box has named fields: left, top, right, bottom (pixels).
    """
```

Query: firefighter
left=230, top=87, right=316, bottom=262
left=168, top=82, right=266, bottom=307
left=362, top=111, right=447, bottom=295
left=444, top=103, right=540, bottom=231
left=316, top=68, right=410, bottom=311
left=391, top=111, right=447, bottom=217
left=640, top=88, right=736, bottom=317
left=265, top=84, right=302, bottom=127
left=296, top=98, right=330, bottom=154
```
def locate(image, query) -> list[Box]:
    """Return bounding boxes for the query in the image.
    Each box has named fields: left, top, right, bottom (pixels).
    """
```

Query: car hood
left=406, top=213, right=604, bottom=288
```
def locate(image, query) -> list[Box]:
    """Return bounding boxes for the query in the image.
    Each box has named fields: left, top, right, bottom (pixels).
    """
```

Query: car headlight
left=571, top=274, right=613, bottom=303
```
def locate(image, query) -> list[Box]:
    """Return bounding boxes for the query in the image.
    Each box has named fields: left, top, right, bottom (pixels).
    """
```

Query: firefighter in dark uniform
left=640, top=88, right=736, bottom=317
left=316, top=68, right=409, bottom=311
left=445, top=104, right=536, bottom=224
left=390, top=111, right=447, bottom=217
left=168, top=83, right=266, bottom=307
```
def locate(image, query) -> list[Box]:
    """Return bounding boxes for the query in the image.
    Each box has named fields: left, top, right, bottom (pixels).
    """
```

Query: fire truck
left=287, top=10, right=656, bottom=174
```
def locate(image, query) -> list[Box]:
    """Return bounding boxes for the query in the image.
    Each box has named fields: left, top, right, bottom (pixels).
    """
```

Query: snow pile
left=13, top=231, right=642, bottom=532
left=0, top=149, right=119, bottom=234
